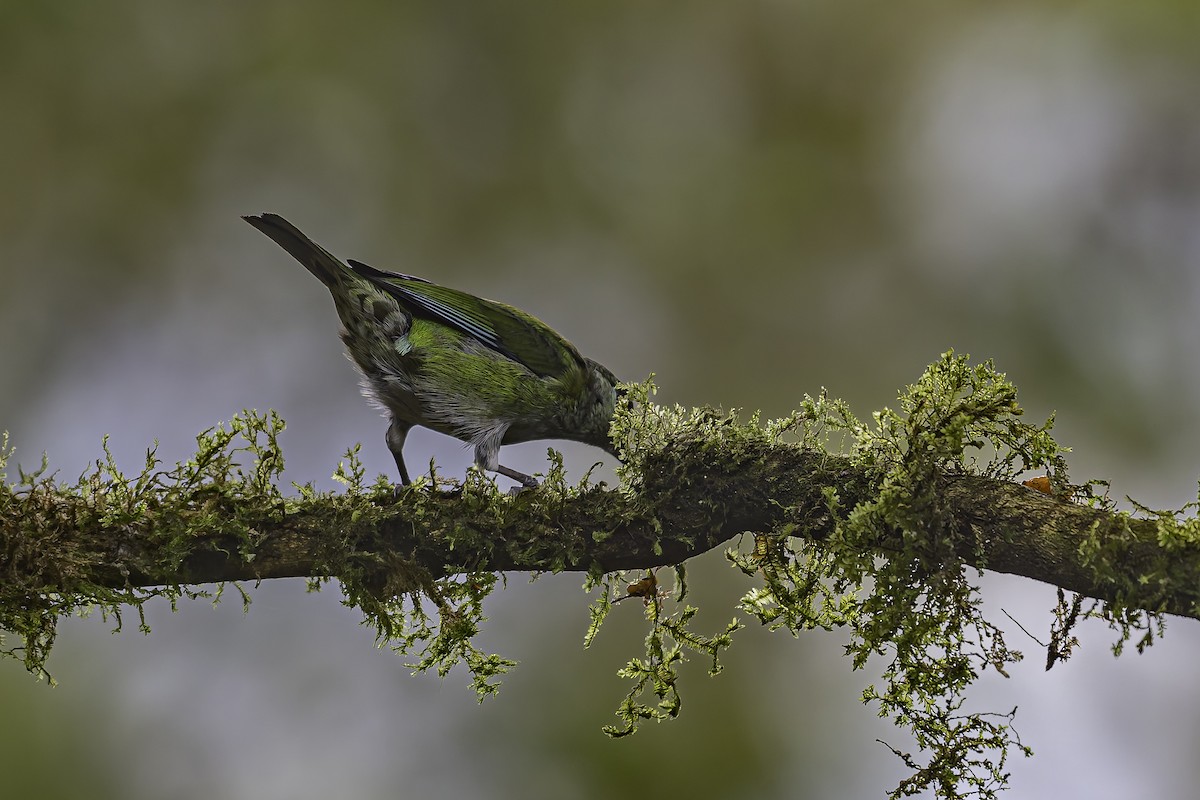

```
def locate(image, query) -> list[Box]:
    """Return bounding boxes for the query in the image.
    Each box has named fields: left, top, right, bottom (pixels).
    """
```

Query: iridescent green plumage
left=243, top=213, right=620, bottom=489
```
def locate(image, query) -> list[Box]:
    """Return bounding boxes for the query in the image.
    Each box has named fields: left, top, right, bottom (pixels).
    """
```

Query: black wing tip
left=346, top=257, right=382, bottom=276
left=347, top=258, right=429, bottom=284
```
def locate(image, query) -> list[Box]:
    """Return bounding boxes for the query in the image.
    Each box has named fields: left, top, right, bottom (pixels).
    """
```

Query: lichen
left=4, top=352, right=1196, bottom=798
left=726, top=352, right=1066, bottom=798
left=0, top=412, right=296, bottom=681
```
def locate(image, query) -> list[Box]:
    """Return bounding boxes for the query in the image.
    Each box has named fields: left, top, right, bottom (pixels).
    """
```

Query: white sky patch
left=893, top=11, right=1132, bottom=274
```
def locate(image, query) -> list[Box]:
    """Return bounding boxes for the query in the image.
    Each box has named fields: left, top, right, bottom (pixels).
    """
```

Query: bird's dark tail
left=243, top=213, right=347, bottom=288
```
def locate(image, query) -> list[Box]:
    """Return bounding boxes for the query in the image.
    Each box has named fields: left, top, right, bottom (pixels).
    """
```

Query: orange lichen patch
left=1022, top=475, right=1053, bottom=495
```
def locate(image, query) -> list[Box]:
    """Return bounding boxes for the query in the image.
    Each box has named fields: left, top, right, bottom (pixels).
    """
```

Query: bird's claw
left=507, top=477, right=539, bottom=497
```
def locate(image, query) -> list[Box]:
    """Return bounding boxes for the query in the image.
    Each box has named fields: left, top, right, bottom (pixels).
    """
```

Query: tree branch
left=10, top=358, right=1172, bottom=799
left=18, top=437, right=1196, bottom=621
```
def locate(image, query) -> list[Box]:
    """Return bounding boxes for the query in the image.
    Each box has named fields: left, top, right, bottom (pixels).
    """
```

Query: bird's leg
left=495, top=463, right=539, bottom=492
left=385, top=419, right=412, bottom=487
left=475, top=435, right=538, bottom=494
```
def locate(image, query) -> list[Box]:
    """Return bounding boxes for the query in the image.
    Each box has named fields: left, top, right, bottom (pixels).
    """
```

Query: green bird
left=243, top=213, right=621, bottom=490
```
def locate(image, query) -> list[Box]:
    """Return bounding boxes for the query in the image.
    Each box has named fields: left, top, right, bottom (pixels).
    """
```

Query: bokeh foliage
left=4, top=1, right=1200, bottom=798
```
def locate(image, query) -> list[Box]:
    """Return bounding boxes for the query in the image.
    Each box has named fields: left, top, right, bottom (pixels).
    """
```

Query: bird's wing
left=347, top=259, right=585, bottom=380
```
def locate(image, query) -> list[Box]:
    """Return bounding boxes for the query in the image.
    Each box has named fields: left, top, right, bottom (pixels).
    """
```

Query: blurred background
left=3, top=1, right=1200, bottom=797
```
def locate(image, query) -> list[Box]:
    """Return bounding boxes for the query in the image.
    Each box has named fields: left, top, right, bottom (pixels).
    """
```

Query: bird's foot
left=390, top=478, right=465, bottom=499
left=507, top=479, right=539, bottom=497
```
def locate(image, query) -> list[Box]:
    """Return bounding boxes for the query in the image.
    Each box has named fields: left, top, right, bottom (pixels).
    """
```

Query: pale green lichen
left=603, top=353, right=1067, bottom=798
left=735, top=353, right=1065, bottom=799
left=3, top=352, right=1196, bottom=799
left=0, top=413, right=292, bottom=682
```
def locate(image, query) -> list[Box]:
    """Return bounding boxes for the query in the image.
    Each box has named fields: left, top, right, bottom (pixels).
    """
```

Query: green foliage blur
left=3, top=2, right=1200, bottom=798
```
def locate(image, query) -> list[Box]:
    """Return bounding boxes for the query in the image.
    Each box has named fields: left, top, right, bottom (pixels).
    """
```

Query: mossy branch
left=6, top=439, right=1188, bottom=619
left=3, top=352, right=1198, bottom=799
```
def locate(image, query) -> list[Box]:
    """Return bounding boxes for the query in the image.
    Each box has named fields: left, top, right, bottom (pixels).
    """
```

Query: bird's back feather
left=245, top=213, right=589, bottom=382
left=347, top=258, right=586, bottom=381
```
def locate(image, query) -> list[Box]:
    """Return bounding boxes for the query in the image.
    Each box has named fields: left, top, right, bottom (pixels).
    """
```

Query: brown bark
left=54, top=442, right=1194, bottom=621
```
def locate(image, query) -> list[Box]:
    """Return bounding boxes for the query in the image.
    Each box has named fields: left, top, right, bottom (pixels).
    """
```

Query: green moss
left=0, top=411, right=515, bottom=698
left=4, top=352, right=1196, bottom=799
left=738, top=353, right=1064, bottom=798
left=605, top=353, right=1065, bottom=798
left=0, top=412, right=295, bottom=681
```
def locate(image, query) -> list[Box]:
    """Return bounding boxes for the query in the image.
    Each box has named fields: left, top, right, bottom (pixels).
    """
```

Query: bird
left=243, top=213, right=621, bottom=490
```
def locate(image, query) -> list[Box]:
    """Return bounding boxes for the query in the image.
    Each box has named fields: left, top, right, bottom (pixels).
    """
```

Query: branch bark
left=26, top=438, right=1196, bottom=621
